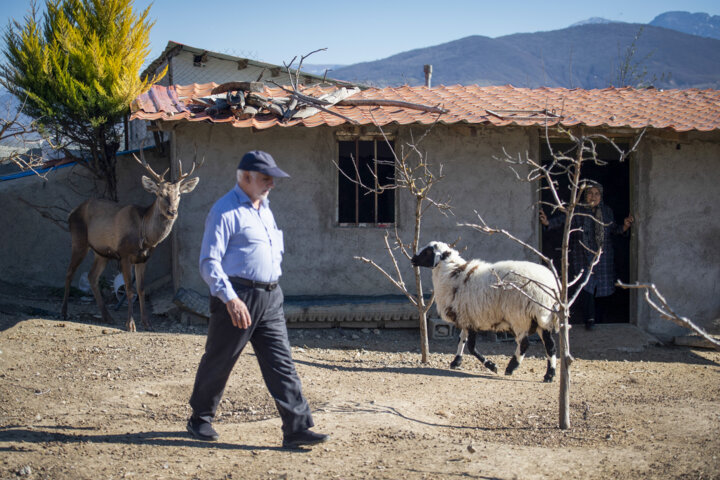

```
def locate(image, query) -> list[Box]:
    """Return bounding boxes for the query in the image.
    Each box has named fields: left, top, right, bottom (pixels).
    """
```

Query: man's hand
left=226, top=297, right=252, bottom=329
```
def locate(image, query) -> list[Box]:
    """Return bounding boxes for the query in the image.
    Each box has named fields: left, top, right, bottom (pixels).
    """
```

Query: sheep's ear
left=440, top=251, right=451, bottom=261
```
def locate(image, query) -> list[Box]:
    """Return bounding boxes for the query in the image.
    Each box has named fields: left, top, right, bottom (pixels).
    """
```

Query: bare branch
left=460, top=211, right=549, bottom=264
left=383, top=231, right=408, bottom=293
left=617, top=282, right=720, bottom=350
left=423, top=292, right=436, bottom=316
left=490, top=269, right=560, bottom=314
left=354, top=255, right=417, bottom=307
left=286, top=48, right=327, bottom=89
left=337, top=98, right=448, bottom=114
left=330, top=156, right=378, bottom=194
left=567, top=250, right=602, bottom=307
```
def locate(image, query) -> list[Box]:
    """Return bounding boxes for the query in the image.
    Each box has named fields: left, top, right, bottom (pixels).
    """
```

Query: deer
left=61, top=147, right=202, bottom=332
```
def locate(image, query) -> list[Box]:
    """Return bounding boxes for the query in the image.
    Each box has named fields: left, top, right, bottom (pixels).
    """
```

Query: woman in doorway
left=540, top=182, right=635, bottom=330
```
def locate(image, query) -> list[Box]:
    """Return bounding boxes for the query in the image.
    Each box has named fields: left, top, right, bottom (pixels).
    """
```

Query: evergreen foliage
left=1, top=0, right=164, bottom=200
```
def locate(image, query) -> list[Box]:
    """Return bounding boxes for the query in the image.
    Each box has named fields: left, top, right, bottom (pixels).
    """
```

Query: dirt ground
left=1, top=284, right=719, bottom=480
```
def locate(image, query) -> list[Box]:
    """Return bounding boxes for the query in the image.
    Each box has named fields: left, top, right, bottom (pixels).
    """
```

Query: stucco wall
left=635, top=133, right=720, bottom=337
left=0, top=149, right=173, bottom=291
left=174, top=123, right=537, bottom=297
left=6, top=122, right=718, bottom=337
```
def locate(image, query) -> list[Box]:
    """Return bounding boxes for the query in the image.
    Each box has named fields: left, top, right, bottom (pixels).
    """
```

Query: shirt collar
left=232, top=183, right=270, bottom=209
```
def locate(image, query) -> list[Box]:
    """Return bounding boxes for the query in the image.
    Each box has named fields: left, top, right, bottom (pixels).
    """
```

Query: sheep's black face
left=412, top=245, right=439, bottom=268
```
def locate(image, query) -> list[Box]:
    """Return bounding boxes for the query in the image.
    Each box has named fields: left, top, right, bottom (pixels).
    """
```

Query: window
left=337, top=139, right=395, bottom=225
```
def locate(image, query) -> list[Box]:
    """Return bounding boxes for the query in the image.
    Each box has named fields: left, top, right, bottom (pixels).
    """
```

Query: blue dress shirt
left=199, top=184, right=284, bottom=303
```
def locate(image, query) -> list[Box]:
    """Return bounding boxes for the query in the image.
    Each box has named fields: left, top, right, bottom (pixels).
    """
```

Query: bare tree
left=334, top=121, right=451, bottom=363
left=462, top=125, right=643, bottom=428
left=267, top=50, right=453, bottom=362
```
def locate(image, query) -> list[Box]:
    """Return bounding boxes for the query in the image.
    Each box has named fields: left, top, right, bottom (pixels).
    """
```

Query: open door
left=540, top=142, right=632, bottom=324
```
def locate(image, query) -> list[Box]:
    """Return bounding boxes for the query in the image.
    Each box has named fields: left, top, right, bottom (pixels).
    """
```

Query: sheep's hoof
left=504, top=357, right=520, bottom=376
left=484, top=361, right=498, bottom=374
left=450, top=356, right=463, bottom=369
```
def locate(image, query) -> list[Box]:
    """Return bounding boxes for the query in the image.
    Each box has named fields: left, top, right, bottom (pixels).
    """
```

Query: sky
left=1, top=0, right=719, bottom=66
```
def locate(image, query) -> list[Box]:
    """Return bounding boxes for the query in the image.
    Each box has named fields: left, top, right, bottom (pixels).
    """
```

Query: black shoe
left=282, top=429, right=329, bottom=448
left=186, top=417, right=219, bottom=441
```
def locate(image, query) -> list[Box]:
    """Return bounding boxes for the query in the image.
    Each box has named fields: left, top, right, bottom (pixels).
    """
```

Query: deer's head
left=133, top=147, right=202, bottom=220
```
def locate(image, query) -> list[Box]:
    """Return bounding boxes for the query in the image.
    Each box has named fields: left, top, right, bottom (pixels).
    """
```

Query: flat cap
left=238, top=150, right=289, bottom=178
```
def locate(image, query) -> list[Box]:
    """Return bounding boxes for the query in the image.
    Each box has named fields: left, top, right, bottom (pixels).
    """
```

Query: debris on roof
left=185, top=81, right=363, bottom=123
left=179, top=81, right=448, bottom=125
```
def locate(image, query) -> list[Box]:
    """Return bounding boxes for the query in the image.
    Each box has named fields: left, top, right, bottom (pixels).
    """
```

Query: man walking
left=187, top=150, right=328, bottom=448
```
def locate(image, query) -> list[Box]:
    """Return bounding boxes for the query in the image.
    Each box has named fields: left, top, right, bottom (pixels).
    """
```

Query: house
left=2, top=78, right=717, bottom=340
left=142, top=41, right=359, bottom=89
left=127, top=41, right=362, bottom=150
left=127, top=82, right=720, bottom=340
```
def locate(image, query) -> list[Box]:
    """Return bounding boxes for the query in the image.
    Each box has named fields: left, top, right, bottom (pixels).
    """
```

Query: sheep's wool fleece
left=433, top=251, right=559, bottom=334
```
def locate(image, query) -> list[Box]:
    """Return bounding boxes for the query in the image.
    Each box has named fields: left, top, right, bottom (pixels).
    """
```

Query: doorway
left=540, top=142, right=632, bottom=324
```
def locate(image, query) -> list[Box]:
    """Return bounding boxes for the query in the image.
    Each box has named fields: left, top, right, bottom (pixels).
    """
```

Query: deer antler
left=132, top=142, right=169, bottom=182
left=178, top=143, right=205, bottom=181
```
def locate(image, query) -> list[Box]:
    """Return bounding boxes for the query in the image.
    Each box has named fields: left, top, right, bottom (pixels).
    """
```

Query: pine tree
left=1, top=0, right=164, bottom=200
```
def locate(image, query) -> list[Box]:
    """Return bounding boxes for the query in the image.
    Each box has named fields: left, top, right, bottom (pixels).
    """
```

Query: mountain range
left=650, top=11, right=720, bottom=40
left=328, top=11, right=720, bottom=89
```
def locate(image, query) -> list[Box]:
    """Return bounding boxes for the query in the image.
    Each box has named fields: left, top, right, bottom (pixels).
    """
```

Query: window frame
left=336, top=134, right=397, bottom=228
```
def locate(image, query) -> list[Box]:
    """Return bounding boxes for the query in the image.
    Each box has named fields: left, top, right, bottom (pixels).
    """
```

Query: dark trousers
left=189, top=285, right=313, bottom=436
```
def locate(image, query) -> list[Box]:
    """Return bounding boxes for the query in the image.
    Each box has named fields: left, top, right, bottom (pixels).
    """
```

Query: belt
left=230, top=277, right=278, bottom=291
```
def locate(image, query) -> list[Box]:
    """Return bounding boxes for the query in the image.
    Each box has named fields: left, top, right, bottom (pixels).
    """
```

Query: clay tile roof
left=130, top=83, right=720, bottom=133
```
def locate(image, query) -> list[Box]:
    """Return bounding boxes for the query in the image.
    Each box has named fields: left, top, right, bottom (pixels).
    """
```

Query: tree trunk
left=416, top=280, right=429, bottom=364
left=559, top=308, right=572, bottom=429
left=557, top=150, right=584, bottom=429
left=414, top=196, right=429, bottom=363
left=90, top=126, right=119, bottom=201
left=558, top=207, right=572, bottom=429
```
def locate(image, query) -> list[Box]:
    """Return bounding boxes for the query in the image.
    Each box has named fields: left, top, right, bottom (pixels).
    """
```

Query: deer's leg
left=134, top=262, right=152, bottom=331
left=88, top=254, right=112, bottom=325
left=62, top=244, right=89, bottom=320
left=120, top=259, right=136, bottom=332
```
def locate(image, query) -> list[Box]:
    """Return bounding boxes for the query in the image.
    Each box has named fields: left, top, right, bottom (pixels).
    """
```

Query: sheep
left=411, top=241, right=560, bottom=382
